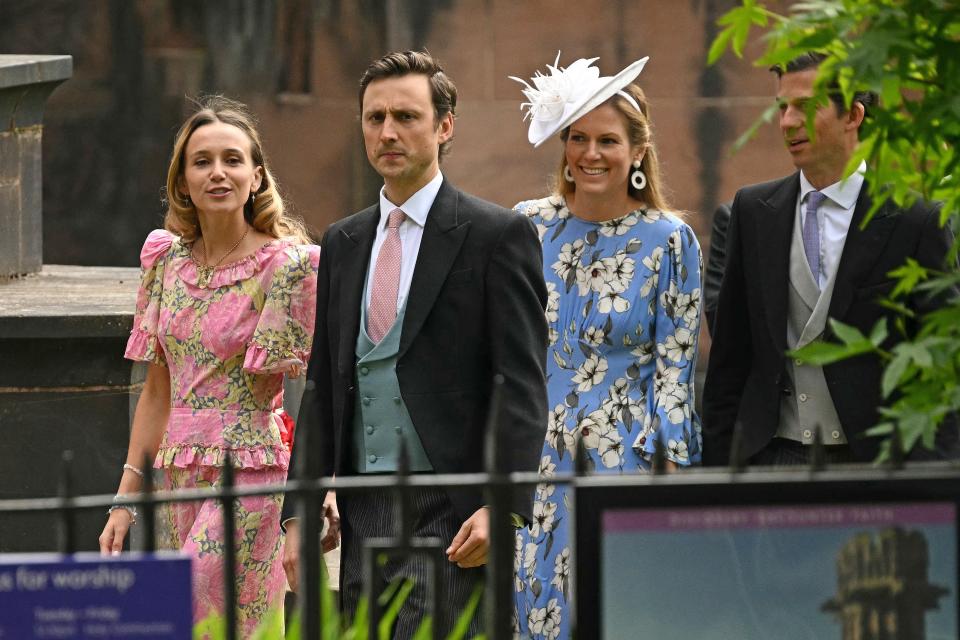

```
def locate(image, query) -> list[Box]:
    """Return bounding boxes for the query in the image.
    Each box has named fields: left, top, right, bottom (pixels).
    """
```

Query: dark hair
left=770, top=52, right=877, bottom=120
left=358, top=50, right=458, bottom=160
left=165, top=95, right=308, bottom=243
left=556, top=83, right=676, bottom=216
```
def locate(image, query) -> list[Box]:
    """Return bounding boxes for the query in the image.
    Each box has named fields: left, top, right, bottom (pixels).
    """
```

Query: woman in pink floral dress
left=98, top=97, right=320, bottom=635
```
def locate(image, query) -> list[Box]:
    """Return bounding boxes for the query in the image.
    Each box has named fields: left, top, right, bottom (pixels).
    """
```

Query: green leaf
left=868, top=319, right=888, bottom=347
left=828, top=319, right=867, bottom=346
left=445, top=584, right=484, bottom=640
left=789, top=339, right=873, bottom=366
left=730, top=102, right=779, bottom=154
left=708, top=27, right=736, bottom=65
left=378, top=579, right=415, bottom=640
left=881, top=352, right=910, bottom=398
left=889, top=258, right=928, bottom=299
left=864, top=422, right=894, bottom=438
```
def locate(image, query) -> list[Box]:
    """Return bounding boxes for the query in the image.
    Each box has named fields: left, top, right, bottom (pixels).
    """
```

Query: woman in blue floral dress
left=510, top=55, right=703, bottom=639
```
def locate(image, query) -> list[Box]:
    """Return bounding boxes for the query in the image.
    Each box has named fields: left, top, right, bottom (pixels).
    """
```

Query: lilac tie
left=368, top=208, right=405, bottom=342
left=803, top=191, right=826, bottom=288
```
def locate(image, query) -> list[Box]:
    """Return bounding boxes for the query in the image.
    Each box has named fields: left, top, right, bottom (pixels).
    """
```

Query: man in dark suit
left=703, top=202, right=732, bottom=336
left=283, top=51, right=548, bottom=636
left=703, top=52, right=956, bottom=466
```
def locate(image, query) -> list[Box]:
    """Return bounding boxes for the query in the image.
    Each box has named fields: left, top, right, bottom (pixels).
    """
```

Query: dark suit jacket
left=704, top=202, right=732, bottom=336
left=288, top=179, right=548, bottom=523
left=702, top=173, right=957, bottom=465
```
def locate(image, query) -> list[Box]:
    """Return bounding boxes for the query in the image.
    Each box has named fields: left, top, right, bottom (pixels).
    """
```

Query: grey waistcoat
left=776, top=211, right=848, bottom=445
left=352, top=293, right=433, bottom=473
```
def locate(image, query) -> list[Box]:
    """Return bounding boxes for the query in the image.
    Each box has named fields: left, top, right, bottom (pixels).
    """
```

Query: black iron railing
left=0, top=418, right=919, bottom=639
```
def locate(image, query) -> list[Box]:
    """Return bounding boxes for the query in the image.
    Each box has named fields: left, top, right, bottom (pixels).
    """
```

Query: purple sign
left=0, top=553, right=192, bottom=639
left=604, top=501, right=957, bottom=532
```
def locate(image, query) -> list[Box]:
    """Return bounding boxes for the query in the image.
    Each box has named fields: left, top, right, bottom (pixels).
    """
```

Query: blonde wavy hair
left=556, top=83, right=679, bottom=218
left=164, top=96, right=309, bottom=243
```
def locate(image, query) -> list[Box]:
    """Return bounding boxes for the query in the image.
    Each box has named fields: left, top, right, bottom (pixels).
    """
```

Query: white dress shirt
left=364, top=170, right=444, bottom=311
left=797, top=161, right=866, bottom=289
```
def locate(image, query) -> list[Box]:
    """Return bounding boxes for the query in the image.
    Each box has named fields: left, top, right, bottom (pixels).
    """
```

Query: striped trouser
left=339, top=486, right=483, bottom=639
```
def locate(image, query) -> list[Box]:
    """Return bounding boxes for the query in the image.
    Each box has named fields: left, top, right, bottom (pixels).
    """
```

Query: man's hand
left=282, top=492, right=341, bottom=592
left=446, top=507, right=489, bottom=568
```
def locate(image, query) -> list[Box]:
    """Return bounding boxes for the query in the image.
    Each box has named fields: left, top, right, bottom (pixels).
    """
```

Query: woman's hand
left=99, top=509, right=134, bottom=556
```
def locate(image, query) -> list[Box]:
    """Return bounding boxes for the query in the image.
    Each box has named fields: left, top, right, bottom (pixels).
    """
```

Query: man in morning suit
left=283, top=50, right=548, bottom=636
left=702, top=52, right=957, bottom=466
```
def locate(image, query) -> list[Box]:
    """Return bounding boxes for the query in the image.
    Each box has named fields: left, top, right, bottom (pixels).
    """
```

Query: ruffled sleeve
left=642, top=218, right=704, bottom=466
left=243, top=243, right=321, bottom=374
left=124, top=229, right=175, bottom=364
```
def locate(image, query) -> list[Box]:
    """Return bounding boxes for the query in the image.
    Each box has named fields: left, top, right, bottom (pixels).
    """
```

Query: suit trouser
left=339, top=485, right=483, bottom=639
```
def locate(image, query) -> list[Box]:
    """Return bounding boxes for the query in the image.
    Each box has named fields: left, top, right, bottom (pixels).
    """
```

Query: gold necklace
left=194, top=225, right=250, bottom=269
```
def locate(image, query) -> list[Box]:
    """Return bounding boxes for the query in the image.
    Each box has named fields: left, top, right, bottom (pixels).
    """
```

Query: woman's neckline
left=185, top=237, right=285, bottom=271
left=561, top=195, right=649, bottom=225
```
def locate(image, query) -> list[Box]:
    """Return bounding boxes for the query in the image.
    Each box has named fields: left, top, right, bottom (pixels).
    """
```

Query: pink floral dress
left=124, top=229, right=320, bottom=634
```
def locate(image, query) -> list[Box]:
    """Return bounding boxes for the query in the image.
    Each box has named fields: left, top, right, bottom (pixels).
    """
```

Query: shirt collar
left=378, top=170, right=444, bottom=230
left=799, top=161, right=866, bottom=210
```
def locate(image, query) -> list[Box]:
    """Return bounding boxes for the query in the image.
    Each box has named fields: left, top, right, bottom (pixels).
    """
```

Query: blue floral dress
left=513, top=195, right=703, bottom=639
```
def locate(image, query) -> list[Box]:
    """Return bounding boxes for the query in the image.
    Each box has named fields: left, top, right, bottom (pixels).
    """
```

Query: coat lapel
left=398, top=179, right=470, bottom=358
left=336, top=206, right=378, bottom=374
left=828, top=185, right=897, bottom=321
left=756, top=174, right=800, bottom=354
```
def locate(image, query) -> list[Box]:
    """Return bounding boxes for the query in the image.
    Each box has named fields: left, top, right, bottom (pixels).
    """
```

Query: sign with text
left=0, top=553, right=192, bottom=639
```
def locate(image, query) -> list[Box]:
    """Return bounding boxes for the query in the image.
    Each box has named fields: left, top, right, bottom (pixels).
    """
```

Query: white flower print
left=528, top=607, right=547, bottom=635
left=545, top=282, right=561, bottom=324
left=654, top=359, right=682, bottom=395
left=539, top=201, right=558, bottom=222
left=543, top=598, right=563, bottom=639
left=530, top=499, right=558, bottom=538
left=601, top=252, right=635, bottom=294
left=659, top=327, right=696, bottom=363
left=638, top=208, right=663, bottom=223
left=667, top=228, right=683, bottom=258
left=545, top=404, right=575, bottom=455
left=640, top=246, right=664, bottom=297
left=583, top=325, right=606, bottom=347
left=668, top=438, right=690, bottom=463
left=599, top=213, right=639, bottom=236
left=551, top=548, right=571, bottom=593
left=552, top=240, right=585, bottom=288
left=572, top=353, right=608, bottom=391
left=578, top=406, right=624, bottom=468
left=580, top=258, right=611, bottom=295
left=675, top=288, right=701, bottom=326
left=660, top=280, right=679, bottom=319
left=664, top=385, right=690, bottom=424
left=539, top=456, right=557, bottom=477
left=536, top=481, right=556, bottom=502
left=522, top=541, right=539, bottom=581
left=514, top=533, right=530, bottom=592
left=609, top=377, right=645, bottom=425
left=631, top=340, right=655, bottom=364
left=597, top=288, right=630, bottom=314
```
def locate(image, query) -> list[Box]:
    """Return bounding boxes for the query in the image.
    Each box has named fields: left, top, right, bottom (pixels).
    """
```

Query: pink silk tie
left=367, top=208, right=405, bottom=342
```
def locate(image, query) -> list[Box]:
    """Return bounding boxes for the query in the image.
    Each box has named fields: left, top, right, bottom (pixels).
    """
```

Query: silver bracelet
left=108, top=496, right=138, bottom=525
left=122, top=463, right=145, bottom=478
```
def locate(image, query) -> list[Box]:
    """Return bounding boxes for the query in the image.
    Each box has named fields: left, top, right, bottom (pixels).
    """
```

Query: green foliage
left=193, top=577, right=485, bottom=639
left=714, top=0, right=960, bottom=460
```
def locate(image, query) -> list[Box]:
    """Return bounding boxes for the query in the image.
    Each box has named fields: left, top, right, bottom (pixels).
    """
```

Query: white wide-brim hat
left=510, top=53, right=649, bottom=148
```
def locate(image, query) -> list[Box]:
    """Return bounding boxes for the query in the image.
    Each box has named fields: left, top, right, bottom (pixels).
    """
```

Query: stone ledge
left=0, top=55, right=73, bottom=92
left=0, top=264, right=139, bottom=338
